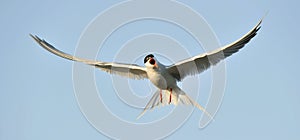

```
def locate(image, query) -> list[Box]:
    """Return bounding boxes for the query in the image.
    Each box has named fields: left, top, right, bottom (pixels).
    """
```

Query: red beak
left=154, top=62, right=158, bottom=68
left=149, top=58, right=158, bottom=68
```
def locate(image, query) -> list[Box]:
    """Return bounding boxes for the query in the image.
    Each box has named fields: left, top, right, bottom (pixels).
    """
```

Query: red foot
left=160, top=90, right=162, bottom=103
left=169, top=88, right=172, bottom=104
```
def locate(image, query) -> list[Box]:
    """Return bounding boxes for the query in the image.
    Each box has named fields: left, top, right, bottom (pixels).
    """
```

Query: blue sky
left=1, top=0, right=300, bottom=140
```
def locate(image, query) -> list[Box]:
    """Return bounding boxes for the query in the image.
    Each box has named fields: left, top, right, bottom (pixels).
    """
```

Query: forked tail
left=137, top=87, right=213, bottom=119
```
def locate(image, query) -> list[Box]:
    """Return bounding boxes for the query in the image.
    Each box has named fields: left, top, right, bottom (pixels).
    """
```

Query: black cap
left=144, top=54, right=154, bottom=63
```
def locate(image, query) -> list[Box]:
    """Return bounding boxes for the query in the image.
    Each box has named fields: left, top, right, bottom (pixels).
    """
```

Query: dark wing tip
left=29, top=33, right=34, bottom=38
left=29, top=34, right=76, bottom=61
left=29, top=34, right=46, bottom=47
left=29, top=34, right=39, bottom=42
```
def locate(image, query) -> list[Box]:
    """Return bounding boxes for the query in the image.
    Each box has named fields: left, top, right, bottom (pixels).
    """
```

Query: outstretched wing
left=167, top=19, right=262, bottom=81
left=30, top=34, right=148, bottom=80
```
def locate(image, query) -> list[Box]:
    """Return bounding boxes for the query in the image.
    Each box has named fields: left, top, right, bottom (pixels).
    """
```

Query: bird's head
left=144, top=54, right=158, bottom=68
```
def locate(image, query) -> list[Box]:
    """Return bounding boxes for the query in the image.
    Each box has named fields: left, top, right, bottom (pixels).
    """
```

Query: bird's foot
left=160, top=90, right=162, bottom=103
left=169, top=88, right=172, bottom=104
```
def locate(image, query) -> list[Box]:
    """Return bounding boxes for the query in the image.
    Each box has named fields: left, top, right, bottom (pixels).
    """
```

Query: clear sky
left=1, top=0, right=299, bottom=140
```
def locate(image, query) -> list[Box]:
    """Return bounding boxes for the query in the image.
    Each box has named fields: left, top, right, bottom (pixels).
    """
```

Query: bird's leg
left=169, top=88, right=172, bottom=104
left=160, top=90, right=162, bottom=103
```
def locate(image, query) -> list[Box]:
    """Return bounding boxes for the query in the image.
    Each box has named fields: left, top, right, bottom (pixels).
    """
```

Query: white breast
left=147, top=69, right=168, bottom=89
left=147, top=68, right=177, bottom=90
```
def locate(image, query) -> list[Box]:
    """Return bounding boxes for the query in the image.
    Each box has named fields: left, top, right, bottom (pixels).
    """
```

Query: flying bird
left=30, top=19, right=262, bottom=119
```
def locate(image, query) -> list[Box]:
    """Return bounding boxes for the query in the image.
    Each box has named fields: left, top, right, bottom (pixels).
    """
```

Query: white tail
left=137, top=86, right=213, bottom=119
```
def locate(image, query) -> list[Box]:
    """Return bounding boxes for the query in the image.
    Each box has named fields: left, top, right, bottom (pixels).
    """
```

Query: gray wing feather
left=168, top=19, right=262, bottom=81
left=30, top=34, right=148, bottom=80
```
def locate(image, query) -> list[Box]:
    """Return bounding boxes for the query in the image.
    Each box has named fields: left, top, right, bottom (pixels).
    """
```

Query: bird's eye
left=149, top=59, right=155, bottom=65
left=144, top=54, right=155, bottom=64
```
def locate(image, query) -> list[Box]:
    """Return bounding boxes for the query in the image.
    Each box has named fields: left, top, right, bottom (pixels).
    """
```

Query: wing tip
left=29, top=33, right=40, bottom=42
left=29, top=34, right=47, bottom=47
left=29, top=33, right=34, bottom=38
left=256, top=12, right=268, bottom=31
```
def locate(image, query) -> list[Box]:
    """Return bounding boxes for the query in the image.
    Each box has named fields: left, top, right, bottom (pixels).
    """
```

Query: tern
left=30, top=19, right=262, bottom=119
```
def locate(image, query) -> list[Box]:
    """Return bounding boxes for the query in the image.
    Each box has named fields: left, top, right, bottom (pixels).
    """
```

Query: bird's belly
left=148, top=72, right=175, bottom=90
left=149, top=74, right=167, bottom=89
